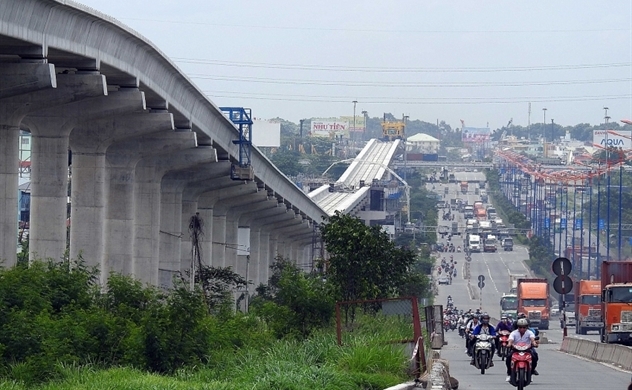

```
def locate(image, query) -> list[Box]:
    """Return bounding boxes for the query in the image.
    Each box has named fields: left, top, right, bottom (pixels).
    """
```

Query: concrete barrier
left=560, top=336, right=632, bottom=371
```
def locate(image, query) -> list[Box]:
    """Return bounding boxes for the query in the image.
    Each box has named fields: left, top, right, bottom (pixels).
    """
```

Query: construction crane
left=220, top=107, right=255, bottom=180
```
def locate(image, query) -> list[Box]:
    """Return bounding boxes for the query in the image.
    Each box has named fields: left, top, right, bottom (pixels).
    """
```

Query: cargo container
left=600, top=261, right=632, bottom=344
left=517, top=278, right=550, bottom=329
left=406, top=153, right=439, bottom=161
left=574, top=280, right=603, bottom=335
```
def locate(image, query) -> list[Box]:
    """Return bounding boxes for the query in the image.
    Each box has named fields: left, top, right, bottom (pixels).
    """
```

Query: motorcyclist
left=464, top=316, right=480, bottom=355
left=495, top=316, right=513, bottom=354
left=470, top=314, right=496, bottom=364
left=505, top=318, right=539, bottom=382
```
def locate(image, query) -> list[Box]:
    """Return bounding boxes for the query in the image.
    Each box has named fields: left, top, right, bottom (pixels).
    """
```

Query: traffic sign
left=478, top=274, right=485, bottom=282
left=552, top=257, right=572, bottom=276
left=478, top=280, right=485, bottom=289
left=560, top=218, right=567, bottom=229
left=574, top=218, right=582, bottom=229
left=599, top=219, right=605, bottom=231
left=544, top=218, right=550, bottom=229
left=553, top=275, right=574, bottom=295
left=466, top=255, right=472, bottom=262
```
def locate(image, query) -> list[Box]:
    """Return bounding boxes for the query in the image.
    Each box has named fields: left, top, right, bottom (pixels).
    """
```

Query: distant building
left=406, top=133, right=440, bottom=153
left=19, top=130, right=31, bottom=178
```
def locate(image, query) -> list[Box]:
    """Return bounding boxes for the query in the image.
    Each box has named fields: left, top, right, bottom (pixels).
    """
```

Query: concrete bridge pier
left=136, top=145, right=217, bottom=286
left=68, top=108, right=174, bottom=268
left=26, top=90, right=146, bottom=262
left=197, top=182, right=258, bottom=268
left=0, top=62, right=57, bottom=265
left=213, top=191, right=268, bottom=271
left=102, top=132, right=196, bottom=284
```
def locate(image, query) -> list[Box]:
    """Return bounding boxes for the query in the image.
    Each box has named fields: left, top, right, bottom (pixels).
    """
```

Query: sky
left=76, top=0, right=632, bottom=130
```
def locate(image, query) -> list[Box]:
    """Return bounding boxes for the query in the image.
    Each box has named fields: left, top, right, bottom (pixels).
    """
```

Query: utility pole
left=352, top=100, right=358, bottom=146
left=542, top=108, right=547, bottom=157
left=361, top=110, right=368, bottom=141
left=604, top=107, right=611, bottom=261
left=299, top=119, right=305, bottom=138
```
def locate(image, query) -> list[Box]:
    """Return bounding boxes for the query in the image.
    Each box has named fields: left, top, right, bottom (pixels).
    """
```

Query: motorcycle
left=458, top=325, right=466, bottom=338
left=509, top=342, right=533, bottom=389
left=443, top=319, right=450, bottom=332
left=472, top=334, right=495, bottom=374
left=457, top=246, right=461, bottom=252
left=450, top=319, right=458, bottom=331
left=498, top=330, right=511, bottom=360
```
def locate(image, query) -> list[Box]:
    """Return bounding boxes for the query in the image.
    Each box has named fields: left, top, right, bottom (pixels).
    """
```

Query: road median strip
left=560, top=336, right=632, bottom=371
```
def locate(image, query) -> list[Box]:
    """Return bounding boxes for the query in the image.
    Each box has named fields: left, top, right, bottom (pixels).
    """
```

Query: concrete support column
left=269, top=235, right=279, bottom=263
left=0, top=123, right=20, bottom=263
left=0, top=63, right=56, bottom=265
left=180, top=199, right=198, bottom=276
left=102, top=132, right=196, bottom=284
left=158, top=181, right=181, bottom=287
left=212, top=214, right=227, bottom=267
left=25, top=83, right=145, bottom=262
left=196, top=206, right=214, bottom=272
left=104, top=163, right=136, bottom=276
left=259, top=231, right=271, bottom=283
left=225, top=216, right=239, bottom=270
left=249, top=227, right=261, bottom=286
left=69, top=101, right=166, bottom=268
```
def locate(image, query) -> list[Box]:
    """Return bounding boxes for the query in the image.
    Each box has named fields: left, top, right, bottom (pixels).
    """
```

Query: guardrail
left=560, top=336, right=632, bottom=371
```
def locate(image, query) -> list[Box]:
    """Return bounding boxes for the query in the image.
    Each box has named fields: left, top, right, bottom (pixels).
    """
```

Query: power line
left=189, top=74, right=631, bottom=88
left=119, top=17, right=630, bottom=35
left=174, top=58, right=632, bottom=73
left=206, top=91, right=632, bottom=105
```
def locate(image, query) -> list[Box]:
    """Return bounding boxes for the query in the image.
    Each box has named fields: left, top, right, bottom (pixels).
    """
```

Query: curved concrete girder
left=0, top=1, right=327, bottom=225
left=24, top=88, right=146, bottom=261
left=0, top=71, right=106, bottom=266
left=0, top=63, right=56, bottom=100
left=69, top=110, right=175, bottom=266
left=102, top=131, right=197, bottom=283
left=136, top=145, right=217, bottom=285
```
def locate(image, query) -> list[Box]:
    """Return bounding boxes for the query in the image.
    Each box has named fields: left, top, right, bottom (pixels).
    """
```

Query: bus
left=500, top=293, right=519, bottom=319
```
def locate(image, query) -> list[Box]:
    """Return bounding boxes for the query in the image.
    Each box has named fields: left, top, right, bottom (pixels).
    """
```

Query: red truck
left=517, top=278, right=550, bottom=330
left=574, top=280, right=603, bottom=335
left=601, top=261, right=632, bottom=343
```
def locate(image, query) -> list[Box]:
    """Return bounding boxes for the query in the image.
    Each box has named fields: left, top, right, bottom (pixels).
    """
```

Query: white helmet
left=516, top=318, right=529, bottom=327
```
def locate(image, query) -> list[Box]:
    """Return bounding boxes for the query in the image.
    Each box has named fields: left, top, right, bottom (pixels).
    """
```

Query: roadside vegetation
left=0, top=212, right=432, bottom=389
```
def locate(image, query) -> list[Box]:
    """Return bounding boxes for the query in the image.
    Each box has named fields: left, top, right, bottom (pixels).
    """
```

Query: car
left=550, top=303, right=559, bottom=316
left=438, top=276, right=451, bottom=285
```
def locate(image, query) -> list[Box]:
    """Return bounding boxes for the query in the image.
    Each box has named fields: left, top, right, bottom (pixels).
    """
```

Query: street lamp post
left=542, top=107, right=546, bottom=144
left=352, top=100, right=358, bottom=145
left=361, top=110, right=368, bottom=141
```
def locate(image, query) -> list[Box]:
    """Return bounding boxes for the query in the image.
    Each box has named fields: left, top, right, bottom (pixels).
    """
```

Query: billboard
left=593, top=130, right=631, bottom=150
left=252, top=119, right=281, bottom=147
left=310, top=120, right=348, bottom=137
left=339, top=116, right=366, bottom=132
left=462, top=127, right=491, bottom=143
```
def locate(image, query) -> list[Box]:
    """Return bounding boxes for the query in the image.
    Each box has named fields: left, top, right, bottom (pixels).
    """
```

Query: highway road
left=433, top=180, right=602, bottom=342
left=431, top=180, right=629, bottom=388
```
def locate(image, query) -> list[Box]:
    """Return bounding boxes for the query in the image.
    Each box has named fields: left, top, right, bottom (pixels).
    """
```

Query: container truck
left=517, top=278, right=550, bottom=329
left=508, top=273, right=527, bottom=294
left=483, top=235, right=498, bottom=252
left=461, top=181, right=468, bottom=194
left=600, top=261, right=632, bottom=344
left=574, top=280, right=603, bottom=335
left=468, top=234, right=481, bottom=252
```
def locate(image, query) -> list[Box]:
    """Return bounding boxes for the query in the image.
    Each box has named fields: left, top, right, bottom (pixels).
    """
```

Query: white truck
left=468, top=234, right=481, bottom=252
left=509, top=273, right=528, bottom=294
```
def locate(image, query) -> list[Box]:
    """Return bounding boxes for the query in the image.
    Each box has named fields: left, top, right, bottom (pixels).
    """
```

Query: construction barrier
left=560, top=336, right=632, bottom=371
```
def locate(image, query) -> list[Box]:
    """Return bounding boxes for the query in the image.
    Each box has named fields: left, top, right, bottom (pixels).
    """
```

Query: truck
left=574, top=280, right=603, bottom=335
left=517, top=278, right=550, bottom=329
left=501, top=237, right=514, bottom=251
left=460, top=181, right=468, bottom=194
left=509, top=273, right=527, bottom=294
left=468, top=234, right=481, bottom=252
left=500, top=293, right=519, bottom=319
left=451, top=221, right=459, bottom=235
left=464, top=205, right=474, bottom=219
left=600, top=261, right=632, bottom=344
left=480, top=190, right=488, bottom=203
left=483, top=235, right=498, bottom=252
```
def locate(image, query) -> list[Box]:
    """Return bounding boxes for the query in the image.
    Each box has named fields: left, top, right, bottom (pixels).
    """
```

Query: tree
left=320, top=212, right=417, bottom=305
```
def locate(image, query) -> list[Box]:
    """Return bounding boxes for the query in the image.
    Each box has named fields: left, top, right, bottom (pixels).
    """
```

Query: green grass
left=0, top=330, right=410, bottom=390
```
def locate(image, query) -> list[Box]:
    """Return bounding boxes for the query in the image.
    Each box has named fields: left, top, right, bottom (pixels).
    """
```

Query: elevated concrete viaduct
left=0, top=0, right=327, bottom=289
